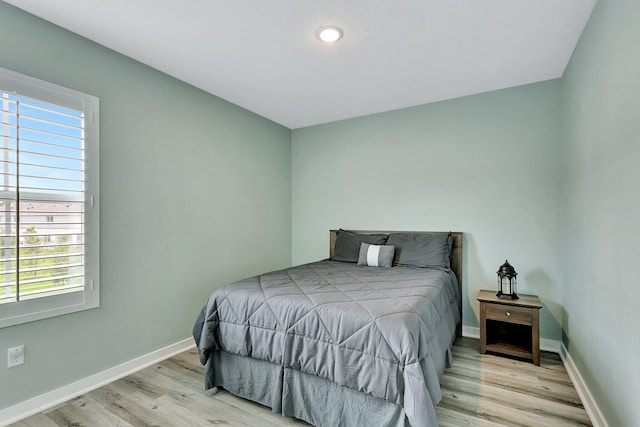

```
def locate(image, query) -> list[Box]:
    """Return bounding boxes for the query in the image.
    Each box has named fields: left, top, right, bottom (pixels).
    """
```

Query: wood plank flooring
left=435, top=338, right=591, bottom=426
left=12, top=337, right=591, bottom=426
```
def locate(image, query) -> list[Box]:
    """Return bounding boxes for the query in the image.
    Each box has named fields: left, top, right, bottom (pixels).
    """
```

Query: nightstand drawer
left=485, top=304, right=532, bottom=325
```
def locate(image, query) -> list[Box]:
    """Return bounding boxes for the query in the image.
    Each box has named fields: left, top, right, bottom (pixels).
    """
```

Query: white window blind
left=0, top=67, right=99, bottom=328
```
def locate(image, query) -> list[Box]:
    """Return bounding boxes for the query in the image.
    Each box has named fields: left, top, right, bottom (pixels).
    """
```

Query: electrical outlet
left=8, top=345, right=24, bottom=368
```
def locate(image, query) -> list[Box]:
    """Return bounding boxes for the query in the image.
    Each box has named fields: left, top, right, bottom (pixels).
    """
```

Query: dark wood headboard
left=330, top=230, right=463, bottom=334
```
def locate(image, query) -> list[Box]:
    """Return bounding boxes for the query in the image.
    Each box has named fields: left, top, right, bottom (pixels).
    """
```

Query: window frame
left=0, top=66, right=99, bottom=328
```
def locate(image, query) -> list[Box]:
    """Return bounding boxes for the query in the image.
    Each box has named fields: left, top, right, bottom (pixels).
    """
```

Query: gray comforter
left=194, top=260, right=460, bottom=426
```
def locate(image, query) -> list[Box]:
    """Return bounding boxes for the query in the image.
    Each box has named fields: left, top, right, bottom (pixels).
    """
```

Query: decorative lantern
left=496, top=260, right=518, bottom=299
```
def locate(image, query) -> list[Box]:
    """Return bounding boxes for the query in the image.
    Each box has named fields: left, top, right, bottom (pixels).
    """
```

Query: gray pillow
left=332, top=230, right=388, bottom=263
left=386, top=232, right=452, bottom=269
left=357, top=243, right=395, bottom=268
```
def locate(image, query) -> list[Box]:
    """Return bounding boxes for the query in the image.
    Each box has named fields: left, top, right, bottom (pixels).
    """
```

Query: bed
left=193, top=230, right=462, bottom=427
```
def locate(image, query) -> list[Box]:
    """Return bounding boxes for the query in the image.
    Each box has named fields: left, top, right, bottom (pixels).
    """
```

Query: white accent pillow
left=357, top=243, right=395, bottom=268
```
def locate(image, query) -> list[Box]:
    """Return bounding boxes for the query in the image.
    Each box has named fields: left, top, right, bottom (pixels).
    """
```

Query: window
left=0, top=67, right=99, bottom=328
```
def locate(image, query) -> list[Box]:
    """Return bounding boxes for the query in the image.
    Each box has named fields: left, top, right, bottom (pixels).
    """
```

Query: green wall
left=292, top=80, right=564, bottom=343
left=561, top=0, right=640, bottom=425
left=0, top=2, right=291, bottom=410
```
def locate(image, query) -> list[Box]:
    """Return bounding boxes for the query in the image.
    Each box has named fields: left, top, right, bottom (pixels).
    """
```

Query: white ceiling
left=5, top=0, right=596, bottom=129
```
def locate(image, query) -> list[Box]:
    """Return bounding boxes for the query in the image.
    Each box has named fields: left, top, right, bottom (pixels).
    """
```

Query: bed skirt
left=205, top=349, right=454, bottom=426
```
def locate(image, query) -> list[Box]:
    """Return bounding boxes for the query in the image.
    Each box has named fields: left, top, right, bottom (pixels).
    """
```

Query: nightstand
left=477, top=290, right=543, bottom=365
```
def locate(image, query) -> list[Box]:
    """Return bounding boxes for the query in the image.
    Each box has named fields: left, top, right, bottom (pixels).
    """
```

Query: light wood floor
left=12, top=337, right=591, bottom=427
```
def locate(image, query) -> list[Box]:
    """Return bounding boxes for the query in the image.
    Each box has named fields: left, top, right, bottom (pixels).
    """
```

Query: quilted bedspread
left=194, top=260, right=460, bottom=426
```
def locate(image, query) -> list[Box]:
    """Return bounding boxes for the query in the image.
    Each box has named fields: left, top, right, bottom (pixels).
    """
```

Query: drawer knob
left=506, top=311, right=511, bottom=317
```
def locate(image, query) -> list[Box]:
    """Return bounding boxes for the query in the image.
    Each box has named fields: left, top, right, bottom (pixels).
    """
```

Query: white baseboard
left=0, top=338, right=195, bottom=427
left=462, top=326, right=561, bottom=353
left=462, top=325, right=481, bottom=339
left=560, top=344, right=609, bottom=427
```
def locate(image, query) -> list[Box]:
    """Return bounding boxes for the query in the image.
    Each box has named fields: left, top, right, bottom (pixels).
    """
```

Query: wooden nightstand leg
left=532, top=309, right=540, bottom=366
left=479, top=302, right=487, bottom=354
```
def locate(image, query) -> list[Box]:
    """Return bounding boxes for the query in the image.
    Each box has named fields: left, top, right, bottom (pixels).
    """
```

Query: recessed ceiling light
left=316, top=26, right=343, bottom=43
